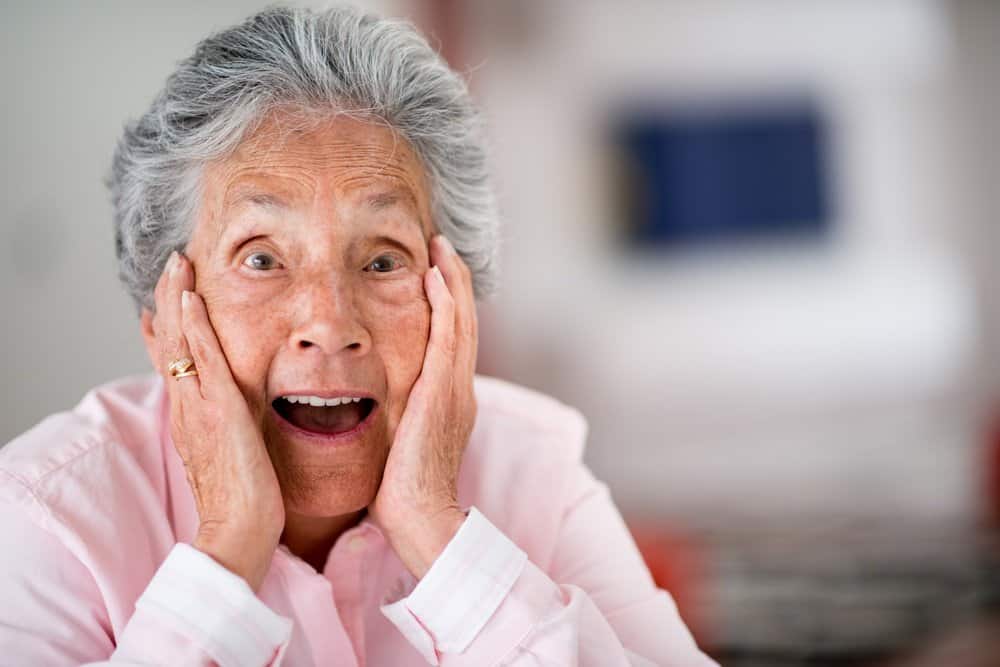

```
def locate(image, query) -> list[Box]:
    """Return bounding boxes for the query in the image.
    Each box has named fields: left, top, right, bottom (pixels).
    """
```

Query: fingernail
left=167, top=251, right=178, bottom=272
left=432, top=265, right=445, bottom=285
left=181, top=290, right=191, bottom=308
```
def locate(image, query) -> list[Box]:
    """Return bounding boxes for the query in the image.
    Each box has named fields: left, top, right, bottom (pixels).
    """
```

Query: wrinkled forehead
left=197, top=111, right=435, bottom=238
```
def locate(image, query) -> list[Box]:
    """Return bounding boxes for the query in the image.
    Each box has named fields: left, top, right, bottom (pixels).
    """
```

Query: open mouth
left=272, top=395, right=377, bottom=437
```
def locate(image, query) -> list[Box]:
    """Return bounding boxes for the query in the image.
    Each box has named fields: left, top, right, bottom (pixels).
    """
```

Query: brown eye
left=365, top=254, right=399, bottom=273
left=243, top=252, right=278, bottom=271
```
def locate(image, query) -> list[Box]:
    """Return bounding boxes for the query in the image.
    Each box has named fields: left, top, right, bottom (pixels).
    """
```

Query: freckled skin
left=184, top=112, right=434, bottom=525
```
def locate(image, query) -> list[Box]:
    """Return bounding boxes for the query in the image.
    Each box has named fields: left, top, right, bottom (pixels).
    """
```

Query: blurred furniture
left=696, top=521, right=996, bottom=666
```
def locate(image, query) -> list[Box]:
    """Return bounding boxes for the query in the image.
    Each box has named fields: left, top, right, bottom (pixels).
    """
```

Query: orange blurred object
left=627, top=520, right=710, bottom=647
left=987, top=411, right=1000, bottom=528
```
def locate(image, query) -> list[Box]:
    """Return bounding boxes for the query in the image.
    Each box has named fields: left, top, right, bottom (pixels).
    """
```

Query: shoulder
left=0, top=373, right=177, bottom=637
left=471, top=374, right=588, bottom=462
left=461, top=376, right=591, bottom=565
left=0, top=373, right=165, bottom=495
left=0, top=373, right=174, bottom=564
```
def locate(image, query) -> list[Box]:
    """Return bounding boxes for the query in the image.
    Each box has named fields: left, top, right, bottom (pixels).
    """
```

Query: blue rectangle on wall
left=616, top=104, right=830, bottom=247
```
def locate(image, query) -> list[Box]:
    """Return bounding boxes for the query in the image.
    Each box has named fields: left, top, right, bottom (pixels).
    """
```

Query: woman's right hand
left=151, top=250, right=285, bottom=592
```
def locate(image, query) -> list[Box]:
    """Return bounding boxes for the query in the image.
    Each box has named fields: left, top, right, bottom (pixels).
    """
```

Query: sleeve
left=0, top=495, right=293, bottom=666
left=379, top=465, right=718, bottom=667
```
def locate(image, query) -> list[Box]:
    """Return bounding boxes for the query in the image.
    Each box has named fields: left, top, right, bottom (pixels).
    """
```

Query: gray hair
left=109, top=5, right=499, bottom=313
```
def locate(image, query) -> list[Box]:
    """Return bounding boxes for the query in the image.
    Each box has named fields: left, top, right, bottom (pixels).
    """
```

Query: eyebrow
left=365, top=187, right=417, bottom=212
left=226, top=189, right=290, bottom=212
left=226, top=186, right=416, bottom=212
left=219, top=182, right=428, bottom=240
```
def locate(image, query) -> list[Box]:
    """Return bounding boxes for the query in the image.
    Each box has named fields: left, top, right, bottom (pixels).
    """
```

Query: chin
left=262, top=412, right=391, bottom=517
left=276, top=460, right=384, bottom=518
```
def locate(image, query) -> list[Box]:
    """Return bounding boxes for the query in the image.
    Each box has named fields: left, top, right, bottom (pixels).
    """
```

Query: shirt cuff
left=380, top=507, right=527, bottom=664
left=134, top=542, right=293, bottom=667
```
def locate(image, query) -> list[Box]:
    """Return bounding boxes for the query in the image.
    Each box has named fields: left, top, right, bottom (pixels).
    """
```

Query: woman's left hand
left=369, top=234, right=478, bottom=579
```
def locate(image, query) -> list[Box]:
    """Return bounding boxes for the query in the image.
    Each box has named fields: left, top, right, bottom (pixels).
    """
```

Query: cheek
left=365, top=277, right=431, bottom=416
left=197, top=277, right=285, bottom=409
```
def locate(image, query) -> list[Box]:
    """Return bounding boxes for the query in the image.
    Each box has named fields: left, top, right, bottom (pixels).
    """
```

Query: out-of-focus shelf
left=697, top=522, right=1000, bottom=666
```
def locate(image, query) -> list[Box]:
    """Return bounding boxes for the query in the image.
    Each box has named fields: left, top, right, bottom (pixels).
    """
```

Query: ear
left=139, top=308, right=160, bottom=372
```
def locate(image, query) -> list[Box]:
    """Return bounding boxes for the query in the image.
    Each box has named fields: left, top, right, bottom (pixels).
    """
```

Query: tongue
left=285, top=402, right=364, bottom=434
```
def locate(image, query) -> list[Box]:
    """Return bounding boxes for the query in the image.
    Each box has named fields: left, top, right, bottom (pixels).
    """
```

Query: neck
left=280, top=509, right=365, bottom=573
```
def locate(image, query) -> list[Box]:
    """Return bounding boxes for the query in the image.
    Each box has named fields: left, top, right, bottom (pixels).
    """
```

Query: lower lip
left=271, top=402, right=378, bottom=446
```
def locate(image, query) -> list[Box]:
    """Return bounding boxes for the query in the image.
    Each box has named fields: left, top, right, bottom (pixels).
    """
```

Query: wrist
left=194, top=526, right=276, bottom=593
left=385, top=506, right=467, bottom=580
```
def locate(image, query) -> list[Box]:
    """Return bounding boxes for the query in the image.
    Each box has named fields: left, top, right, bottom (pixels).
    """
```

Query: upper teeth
left=282, top=395, right=363, bottom=407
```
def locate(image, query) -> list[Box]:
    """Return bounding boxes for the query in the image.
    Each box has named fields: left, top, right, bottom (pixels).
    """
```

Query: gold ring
left=167, top=357, right=198, bottom=380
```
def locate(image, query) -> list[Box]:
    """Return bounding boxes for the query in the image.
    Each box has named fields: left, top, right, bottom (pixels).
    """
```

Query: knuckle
left=164, top=334, right=183, bottom=355
left=152, top=315, right=165, bottom=340
left=187, top=332, right=209, bottom=362
left=442, top=331, right=458, bottom=356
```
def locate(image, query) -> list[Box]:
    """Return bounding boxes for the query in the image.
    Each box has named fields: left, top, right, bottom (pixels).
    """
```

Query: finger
left=152, top=253, right=172, bottom=314
left=152, top=252, right=173, bottom=353
left=158, top=252, right=200, bottom=402
left=422, top=264, right=457, bottom=381
left=431, top=235, right=477, bottom=378
left=151, top=252, right=176, bottom=339
left=181, top=289, right=238, bottom=403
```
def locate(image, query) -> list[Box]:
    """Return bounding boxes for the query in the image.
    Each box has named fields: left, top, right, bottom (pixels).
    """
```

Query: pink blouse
left=0, top=373, right=716, bottom=666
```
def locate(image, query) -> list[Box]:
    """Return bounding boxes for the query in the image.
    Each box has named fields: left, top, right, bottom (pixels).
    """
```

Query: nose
left=288, top=280, right=372, bottom=357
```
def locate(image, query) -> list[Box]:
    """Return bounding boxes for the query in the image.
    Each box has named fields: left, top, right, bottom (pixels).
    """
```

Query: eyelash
left=240, top=250, right=405, bottom=274
left=364, top=253, right=403, bottom=273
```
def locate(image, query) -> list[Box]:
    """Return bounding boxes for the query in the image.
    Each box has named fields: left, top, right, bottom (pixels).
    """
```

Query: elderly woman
left=0, top=6, right=714, bottom=666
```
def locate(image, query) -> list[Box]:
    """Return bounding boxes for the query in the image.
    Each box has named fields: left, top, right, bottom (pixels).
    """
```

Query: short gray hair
left=109, top=5, right=499, bottom=313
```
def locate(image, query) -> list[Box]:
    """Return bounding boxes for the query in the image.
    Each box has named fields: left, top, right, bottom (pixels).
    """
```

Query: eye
left=243, top=251, right=279, bottom=271
left=365, top=254, right=401, bottom=273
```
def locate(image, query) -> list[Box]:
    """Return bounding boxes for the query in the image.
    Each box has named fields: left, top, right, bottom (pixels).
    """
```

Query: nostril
left=296, top=339, right=363, bottom=351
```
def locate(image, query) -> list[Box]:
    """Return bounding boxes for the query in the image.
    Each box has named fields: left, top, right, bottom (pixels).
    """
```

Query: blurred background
left=3, top=1, right=1000, bottom=664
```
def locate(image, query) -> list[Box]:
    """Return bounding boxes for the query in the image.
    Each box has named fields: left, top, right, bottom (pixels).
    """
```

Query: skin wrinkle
left=225, top=184, right=417, bottom=217
left=181, top=112, right=437, bottom=557
left=210, top=121, right=431, bottom=253
left=237, top=108, right=409, bottom=180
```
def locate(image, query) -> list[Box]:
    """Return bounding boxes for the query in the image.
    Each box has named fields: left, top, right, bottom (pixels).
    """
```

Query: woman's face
left=181, top=112, right=433, bottom=518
